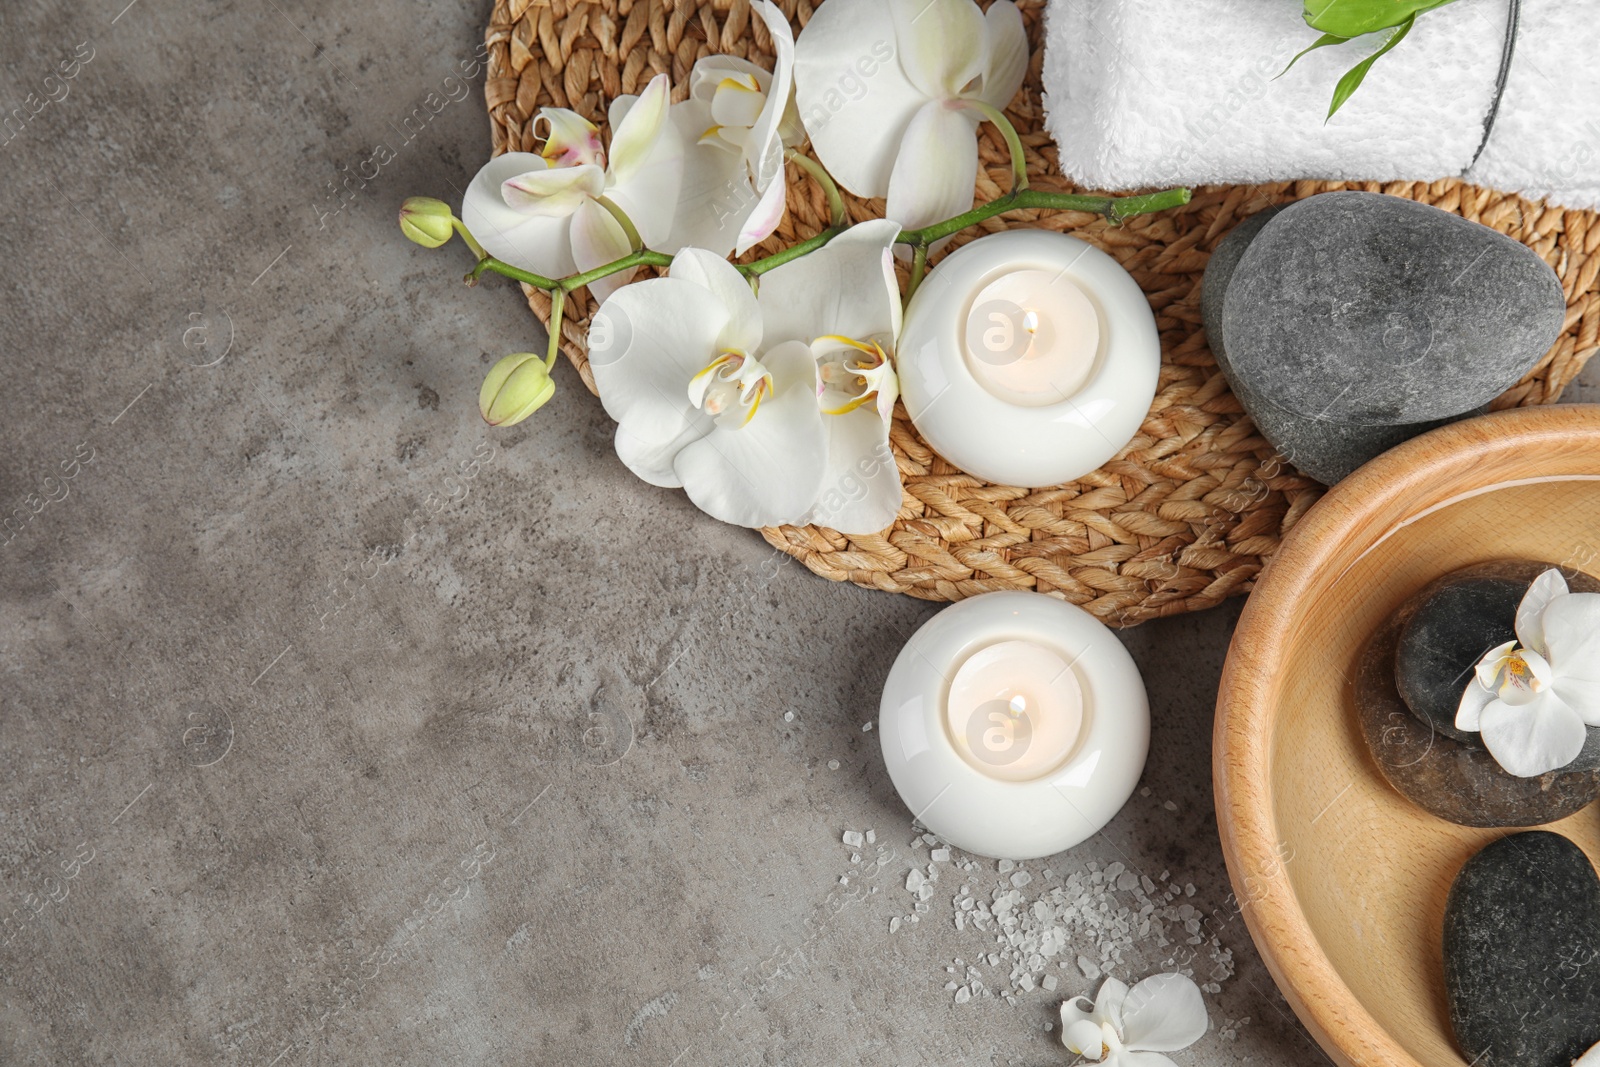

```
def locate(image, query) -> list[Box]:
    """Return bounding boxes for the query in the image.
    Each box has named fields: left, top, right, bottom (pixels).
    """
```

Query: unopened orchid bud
left=479, top=353, right=555, bottom=426
left=399, top=197, right=456, bottom=248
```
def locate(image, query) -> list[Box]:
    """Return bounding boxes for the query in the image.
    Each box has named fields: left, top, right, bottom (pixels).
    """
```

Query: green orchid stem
left=966, top=101, right=1028, bottom=194
left=786, top=148, right=847, bottom=228
left=907, top=244, right=929, bottom=302
left=544, top=287, right=566, bottom=370
left=898, top=186, right=1193, bottom=248
left=451, top=218, right=486, bottom=260
left=595, top=195, right=644, bottom=253
left=467, top=248, right=673, bottom=292
left=736, top=226, right=843, bottom=278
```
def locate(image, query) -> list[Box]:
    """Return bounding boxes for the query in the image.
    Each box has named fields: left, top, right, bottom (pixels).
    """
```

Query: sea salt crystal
left=862, top=722, right=873, bottom=732
left=890, top=917, right=901, bottom=933
left=1011, top=871, right=1032, bottom=888
left=865, top=830, right=875, bottom=844
left=1078, top=956, right=1100, bottom=980
left=931, top=848, right=951, bottom=863
left=1163, top=800, right=1178, bottom=811
left=1043, top=975, right=1058, bottom=992
left=907, top=870, right=925, bottom=891
left=955, top=986, right=971, bottom=1004
left=842, top=831, right=864, bottom=847
left=1117, top=872, right=1139, bottom=892
left=827, top=760, right=839, bottom=770
left=784, top=711, right=795, bottom=722
left=998, top=859, right=1016, bottom=873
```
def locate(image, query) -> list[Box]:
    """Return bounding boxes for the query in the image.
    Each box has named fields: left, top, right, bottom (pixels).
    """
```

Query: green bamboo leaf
left=1326, top=14, right=1417, bottom=120
left=1277, top=32, right=1352, bottom=80
left=1303, top=0, right=1456, bottom=38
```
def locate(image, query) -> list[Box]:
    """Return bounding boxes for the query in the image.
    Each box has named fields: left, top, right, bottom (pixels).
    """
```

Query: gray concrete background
left=2, top=2, right=1594, bottom=1065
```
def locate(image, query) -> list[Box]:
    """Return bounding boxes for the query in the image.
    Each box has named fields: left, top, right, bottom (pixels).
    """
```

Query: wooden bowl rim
left=1213, top=403, right=1600, bottom=1067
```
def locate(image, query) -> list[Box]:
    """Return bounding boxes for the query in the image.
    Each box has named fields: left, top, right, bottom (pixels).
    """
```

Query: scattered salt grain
left=783, top=711, right=795, bottom=722
left=842, top=831, right=864, bottom=847
left=865, top=830, right=875, bottom=844
left=1010, top=871, right=1032, bottom=888
left=889, top=917, right=901, bottom=933
left=931, top=848, right=951, bottom=863
left=1043, top=975, right=1057, bottom=992
left=862, top=722, right=873, bottom=732
left=998, top=859, right=1015, bottom=873
left=827, top=760, right=839, bottom=770
left=1163, top=800, right=1178, bottom=811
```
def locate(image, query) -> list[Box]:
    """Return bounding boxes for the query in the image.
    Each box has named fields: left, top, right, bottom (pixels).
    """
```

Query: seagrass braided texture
left=482, top=0, right=1600, bottom=626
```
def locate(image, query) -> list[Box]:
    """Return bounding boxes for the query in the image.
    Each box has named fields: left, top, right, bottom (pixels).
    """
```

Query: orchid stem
left=967, top=101, right=1028, bottom=194
left=898, top=186, right=1192, bottom=249
left=786, top=148, right=847, bottom=228
left=907, top=244, right=929, bottom=302
left=545, top=287, right=566, bottom=370
left=735, top=226, right=844, bottom=278
left=594, top=195, right=644, bottom=252
left=452, top=219, right=487, bottom=260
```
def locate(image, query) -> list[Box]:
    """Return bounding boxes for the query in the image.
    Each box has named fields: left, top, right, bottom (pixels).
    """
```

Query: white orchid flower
left=669, top=0, right=804, bottom=257
left=460, top=74, right=682, bottom=303
left=1060, top=973, right=1208, bottom=1067
left=587, top=220, right=904, bottom=533
left=792, top=0, right=1027, bottom=230
left=1456, top=568, right=1600, bottom=777
left=1576, top=1041, right=1600, bottom=1066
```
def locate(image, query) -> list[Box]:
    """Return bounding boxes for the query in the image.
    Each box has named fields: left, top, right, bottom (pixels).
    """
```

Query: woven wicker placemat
left=482, top=0, right=1600, bottom=626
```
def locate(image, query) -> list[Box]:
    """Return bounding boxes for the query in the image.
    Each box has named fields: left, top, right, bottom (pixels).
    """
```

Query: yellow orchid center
left=814, top=336, right=896, bottom=418
left=688, top=352, right=774, bottom=428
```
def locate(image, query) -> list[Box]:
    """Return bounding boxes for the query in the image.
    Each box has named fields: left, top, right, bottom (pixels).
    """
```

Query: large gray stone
left=1202, top=191, right=1566, bottom=484
left=1445, top=832, right=1600, bottom=1067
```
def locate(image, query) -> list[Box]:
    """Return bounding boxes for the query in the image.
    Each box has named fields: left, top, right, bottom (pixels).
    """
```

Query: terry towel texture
left=1041, top=0, right=1600, bottom=209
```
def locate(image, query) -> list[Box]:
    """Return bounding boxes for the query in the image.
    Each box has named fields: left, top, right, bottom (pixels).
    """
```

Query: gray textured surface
left=1, top=3, right=1596, bottom=1066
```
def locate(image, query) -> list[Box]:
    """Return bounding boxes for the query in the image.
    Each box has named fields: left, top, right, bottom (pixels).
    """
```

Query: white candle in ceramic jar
left=879, top=591, right=1149, bottom=861
left=898, top=231, right=1160, bottom=488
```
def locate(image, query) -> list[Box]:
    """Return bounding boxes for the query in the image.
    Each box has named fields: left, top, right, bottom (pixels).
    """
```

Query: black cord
left=1466, top=0, right=1521, bottom=172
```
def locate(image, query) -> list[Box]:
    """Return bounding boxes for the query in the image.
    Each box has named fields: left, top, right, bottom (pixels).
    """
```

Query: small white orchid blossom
left=1061, top=973, right=1208, bottom=1067
left=792, top=0, right=1027, bottom=230
left=1456, top=568, right=1600, bottom=777
left=588, top=220, right=904, bottom=533
left=669, top=0, right=804, bottom=257
left=461, top=74, right=683, bottom=303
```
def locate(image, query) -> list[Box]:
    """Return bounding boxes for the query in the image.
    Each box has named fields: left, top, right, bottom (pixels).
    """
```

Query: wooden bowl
left=1215, top=405, right=1600, bottom=1067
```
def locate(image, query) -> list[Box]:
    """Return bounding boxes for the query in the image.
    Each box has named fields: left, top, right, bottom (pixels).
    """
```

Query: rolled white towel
left=1040, top=0, right=1600, bottom=210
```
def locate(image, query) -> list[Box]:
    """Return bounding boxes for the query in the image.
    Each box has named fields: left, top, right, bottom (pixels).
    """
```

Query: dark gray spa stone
left=1202, top=202, right=1468, bottom=485
left=1202, top=191, right=1566, bottom=484
left=1444, top=831, right=1600, bottom=1067
left=1223, top=191, right=1565, bottom=425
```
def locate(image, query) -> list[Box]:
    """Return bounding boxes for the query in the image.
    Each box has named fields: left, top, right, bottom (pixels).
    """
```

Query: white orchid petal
left=1575, top=1040, right=1600, bottom=1067
left=1061, top=1018, right=1106, bottom=1058
left=711, top=81, right=766, bottom=129
left=759, top=218, right=903, bottom=347
left=792, top=0, right=930, bottom=197
left=746, top=0, right=796, bottom=188
left=1457, top=680, right=1495, bottom=732
left=663, top=100, right=749, bottom=258
left=569, top=199, right=637, bottom=304
left=535, top=108, right=604, bottom=167
left=1516, top=568, right=1570, bottom=655
left=890, top=0, right=987, bottom=100
left=977, top=1, right=1028, bottom=109
left=588, top=278, right=728, bottom=483
left=605, top=91, right=685, bottom=250
left=1474, top=640, right=1517, bottom=689
left=1478, top=694, right=1589, bottom=777
left=1120, top=974, right=1207, bottom=1053
left=735, top=170, right=789, bottom=256
left=501, top=163, right=606, bottom=217
left=884, top=100, right=979, bottom=230
left=461, top=153, right=578, bottom=277
left=690, top=57, right=770, bottom=102
left=1060, top=995, right=1097, bottom=1031
left=1095, top=977, right=1131, bottom=1034
left=807, top=407, right=902, bottom=535
left=1542, top=592, right=1600, bottom=725
left=608, top=73, right=671, bottom=183
left=673, top=340, right=827, bottom=527
left=668, top=248, right=763, bottom=355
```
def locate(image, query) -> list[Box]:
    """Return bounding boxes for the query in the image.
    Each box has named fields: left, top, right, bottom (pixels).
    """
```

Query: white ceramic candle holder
left=878, top=591, right=1149, bottom=860
left=897, top=230, right=1160, bottom=488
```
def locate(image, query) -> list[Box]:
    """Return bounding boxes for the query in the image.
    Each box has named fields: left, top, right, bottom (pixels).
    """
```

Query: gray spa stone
left=1202, top=191, right=1566, bottom=484
left=1444, top=831, right=1600, bottom=1067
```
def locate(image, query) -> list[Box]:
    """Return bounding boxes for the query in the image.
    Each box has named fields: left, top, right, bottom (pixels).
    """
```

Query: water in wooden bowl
left=1216, top=405, right=1600, bottom=1067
